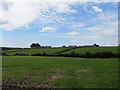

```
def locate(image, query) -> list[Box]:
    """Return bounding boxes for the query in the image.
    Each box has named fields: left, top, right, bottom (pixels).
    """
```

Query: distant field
left=62, top=47, right=119, bottom=54
left=3, top=48, right=70, bottom=56
left=2, top=56, right=118, bottom=88
left=2, top=47, right=119, bottom=56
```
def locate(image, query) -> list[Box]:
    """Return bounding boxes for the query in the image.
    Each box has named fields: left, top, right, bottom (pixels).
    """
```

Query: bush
left=14, top=53, right=19, bottom=56
left=57, top=53, right=63, bottom=56
left=32, top=53, right=41, bottom=56
left=70, top=51, right=75, bottom=57
left=94, top=52, right=115, bottom=58
left=68, top=51, right=80, bottom=57
left=58, top=51, right=117, bottom=58
left=71, top=51, right=117, bottom=58
left=2, top=52, right=7, bottom=56
left=80, top=51, right=116, bottom=58
left=14, top=53, right=29, bottom=56
left=83, top=52, right=94, bottom=58
left=114, top=53, right=120, bottom=58
left=42, top=52, right=46, bottom=56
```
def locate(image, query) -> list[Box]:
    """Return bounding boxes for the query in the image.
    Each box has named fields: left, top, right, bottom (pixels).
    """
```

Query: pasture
left=2, top=46, right=119, bottom=56
left=2, top=47, right=70, bottom=56
left=62, top=47, right=119, bottom=54
left=2, top=56, right=118, bottom=88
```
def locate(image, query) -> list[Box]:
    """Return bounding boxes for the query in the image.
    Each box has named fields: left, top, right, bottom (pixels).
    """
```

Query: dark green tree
left=30, top=43, right=41, bottom=48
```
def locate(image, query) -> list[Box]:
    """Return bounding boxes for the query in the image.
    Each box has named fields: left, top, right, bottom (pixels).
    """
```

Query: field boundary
left=53, top=47, right=78, bottom=55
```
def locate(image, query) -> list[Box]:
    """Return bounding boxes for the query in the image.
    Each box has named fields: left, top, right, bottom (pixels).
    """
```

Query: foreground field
left=2, top=56, right=118, bottom=88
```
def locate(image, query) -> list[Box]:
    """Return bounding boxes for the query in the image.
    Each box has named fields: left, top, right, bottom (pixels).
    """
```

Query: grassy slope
left=3, top=47, right=119, bottom=56
left=62, top=47, right=119, bottom=54
left=3, top=56, right=118, bottom=88
left=3, top=48, right=69, bottom=55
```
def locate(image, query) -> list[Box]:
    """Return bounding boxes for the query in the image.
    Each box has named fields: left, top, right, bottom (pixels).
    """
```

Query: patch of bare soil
left=26, top=71, right=61, bottom=81
left=2, top=70, right=62, bottom=89
left=75, top=68, right=90, bottom=79
left=2, top=78, right=56, bottom=89
left=76, top=68, right=90, bottom=73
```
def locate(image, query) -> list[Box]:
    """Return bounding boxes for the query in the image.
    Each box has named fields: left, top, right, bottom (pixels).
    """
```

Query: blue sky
left=0, top=0, right=118, bottom=47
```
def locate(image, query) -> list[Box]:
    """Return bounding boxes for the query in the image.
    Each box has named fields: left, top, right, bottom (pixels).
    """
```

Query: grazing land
left=2, top=46, right=119, bottom=56
left=62, top=47, right=119, bottom=54
left=2, top=56, right=118, bottom=88
left=1, top=1, right=119, bottom=89
left=2, top=48, right=70, bottom=56
left=2, top=46, right=119, bottom=88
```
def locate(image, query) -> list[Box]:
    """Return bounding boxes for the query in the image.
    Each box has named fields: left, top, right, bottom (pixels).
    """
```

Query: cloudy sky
left=0, top=0, right=119, bottom=47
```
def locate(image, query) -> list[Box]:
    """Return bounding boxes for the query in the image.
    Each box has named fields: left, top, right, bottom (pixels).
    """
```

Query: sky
left=0, top=0, right=119, bottom=48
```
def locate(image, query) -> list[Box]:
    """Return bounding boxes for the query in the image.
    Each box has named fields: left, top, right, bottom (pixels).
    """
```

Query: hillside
left=2, top=46, right=119, bottom=57
left=62, top=46, right=119, bottom=54
left=2, top=47, right=72, bottom=56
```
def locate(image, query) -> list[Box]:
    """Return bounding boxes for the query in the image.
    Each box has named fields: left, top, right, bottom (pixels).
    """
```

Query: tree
left=62, top=45, right=66, bottom=48
left=30, top=43, right=41, bottom=48
left=93, top=44, right=99, bottom=47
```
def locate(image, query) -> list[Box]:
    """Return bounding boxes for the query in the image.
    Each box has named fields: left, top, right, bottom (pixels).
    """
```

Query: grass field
left=2, top=47, right=119, bottom=56
left=2, top=56, right=118, bottom=88
left=62, top=47, right=119, bottom=54
left=3, top=48, right=70, bottom=56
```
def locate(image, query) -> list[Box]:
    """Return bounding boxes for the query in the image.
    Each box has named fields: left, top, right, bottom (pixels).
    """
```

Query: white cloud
left=92, top=6, right=102, bottom=12
left=67, top=31, right=80, bottom=36
left=39, top=27, right=56, bottom=32
left=44, top=2, right=77, bottom=13
left=70, top=23, right=84, bottom=29
left=83, top=21, right=118, bottom=46
left=0, top=1, right=39, bottom=30
left=0, top=0, right=118, bottom=31
left=84, top=26, right=102, bottom=31
left=0, top=0, right=77, bottom=30
left=70, top=40, right=83, bottom=44
left=82, top=9, right=118, bottom=46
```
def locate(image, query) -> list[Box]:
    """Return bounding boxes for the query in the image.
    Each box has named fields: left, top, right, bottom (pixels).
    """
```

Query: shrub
left=94, top=52, right=114, bottom=58
left=14, top=53, right=19, bottom=56
left=79, top=51, right=117, bottom=58
left=83, top=52, right=94, bottom=58
left=2, top=52, right=7, bottom=56
left=114, top=53, right=120, bottom=58
left=14, top=53, right=29, bottom=56
left=32, top=53, right=41, bottom=56
left=69, top=51, right=80, bottom=57
left=42, top=52, right=46, bottom=56
left=57, top=53, right=63, bottom=56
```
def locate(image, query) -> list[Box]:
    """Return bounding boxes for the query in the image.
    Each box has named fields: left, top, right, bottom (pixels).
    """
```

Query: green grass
left=2, top=56, right=118, bottom=88
left=3, top=47, right=119, bottom=56
left=62, top=47, right=119, bottom=54
left=3, top=48, right=69, bottom=56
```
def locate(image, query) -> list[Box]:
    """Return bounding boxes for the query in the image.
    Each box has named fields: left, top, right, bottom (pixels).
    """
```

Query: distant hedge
left=2, top=51, right=120, bottom=58
left=2, top=52, right=7, bottom=56
left=13, top=53, right=29, bottom=56
left=32, top=52, right=46, bottom=56
left=2, top=47, right=22, bottom=51
left=67, top=51, right=120, bottom=58
left=30, top=51, right=120, bottom=58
